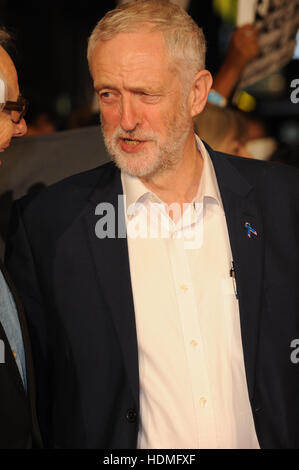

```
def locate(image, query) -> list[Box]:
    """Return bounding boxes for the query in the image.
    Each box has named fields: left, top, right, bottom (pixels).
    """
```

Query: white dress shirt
left=121, top=136, right=260, bottom=449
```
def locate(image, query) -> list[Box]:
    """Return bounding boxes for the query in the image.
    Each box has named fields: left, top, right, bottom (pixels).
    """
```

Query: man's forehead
left=91, top=31, right=173, bottom=89
left=95, top=77, right=166, bottom=94
left=92, top=30, right=169, bottom=67
left=94, top=64, right=172, bottom=94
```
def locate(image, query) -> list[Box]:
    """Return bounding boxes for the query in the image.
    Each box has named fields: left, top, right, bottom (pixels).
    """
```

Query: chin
left=105, top=142, right=159, bottom=177
left=113, top=152, right=161, bottom=177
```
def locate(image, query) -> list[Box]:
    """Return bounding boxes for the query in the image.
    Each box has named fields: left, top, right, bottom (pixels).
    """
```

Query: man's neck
left=139, top=133, right=203, bottom=209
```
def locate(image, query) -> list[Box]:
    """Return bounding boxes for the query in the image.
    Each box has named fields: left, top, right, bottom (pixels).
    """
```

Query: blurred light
left=279, top=121, right=299, bottom=145
left=213, top=0, right=238, bottom=25
left=237, top=0, right=257, bottom=27
left=246, top=137, right=277, bottom=160
left=236, top=91, right=256, bottom=112
left=55, top=94, right=71, bottom=117
left=267, top=73, right=286, bottom=94
left=247, top=71, right=286, bottom=96
left=293, top=29, right=299, bottom=59
left=91, top=92, right=99, bottom=113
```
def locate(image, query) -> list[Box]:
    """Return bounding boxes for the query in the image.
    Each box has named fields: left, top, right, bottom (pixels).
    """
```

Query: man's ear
left=189, top=70, right=213, bottom=118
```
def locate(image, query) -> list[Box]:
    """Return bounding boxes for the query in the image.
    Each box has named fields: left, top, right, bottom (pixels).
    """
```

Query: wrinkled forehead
left=90, top=31, right=175, bottom=84
left=0, top=46, right=19, bottom=100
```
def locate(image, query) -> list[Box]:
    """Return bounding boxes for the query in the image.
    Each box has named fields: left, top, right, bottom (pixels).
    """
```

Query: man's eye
left=99, top=92, right=116, bottom=102
left=141, top=94, right=160, bottom=103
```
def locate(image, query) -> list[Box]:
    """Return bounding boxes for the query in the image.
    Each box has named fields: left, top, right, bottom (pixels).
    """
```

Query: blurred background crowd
left=1, top=0, right=298, bottom=164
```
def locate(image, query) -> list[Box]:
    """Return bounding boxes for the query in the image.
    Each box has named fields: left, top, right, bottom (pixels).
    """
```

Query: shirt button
left=126, top=408, right=137, bottom=423
left=180, top=284, right=188, bottom=292
left=190, top=339, right=198, bottom=347
left=199, top=397, right=207, bottom=407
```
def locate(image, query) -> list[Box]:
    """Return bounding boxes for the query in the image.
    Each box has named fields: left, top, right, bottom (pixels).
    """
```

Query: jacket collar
left=86, top=164, right=139, bottom=407
left=208, top=144, right=264, bottom=400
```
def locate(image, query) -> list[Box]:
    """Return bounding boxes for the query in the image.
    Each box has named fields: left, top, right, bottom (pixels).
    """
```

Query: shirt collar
left=122, top=172, right=153, bottom=211
left=194, top=135, right=224, bottom=211
left=121, top=135, right=224, bottom=215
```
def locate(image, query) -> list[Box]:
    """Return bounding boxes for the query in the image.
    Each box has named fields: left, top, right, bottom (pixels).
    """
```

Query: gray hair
left=0, top=27, right=12, bottom=47
left=87, top=0, right=206, bottom=84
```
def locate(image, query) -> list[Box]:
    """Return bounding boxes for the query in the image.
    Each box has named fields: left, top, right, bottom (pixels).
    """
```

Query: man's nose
left=13, top=118, right=27, bottom=137
left=120, top=96, right=139, bottom=132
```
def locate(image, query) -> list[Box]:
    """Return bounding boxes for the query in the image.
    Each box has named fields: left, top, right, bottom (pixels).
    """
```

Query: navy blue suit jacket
left=5, top=144, right=299, bottom=448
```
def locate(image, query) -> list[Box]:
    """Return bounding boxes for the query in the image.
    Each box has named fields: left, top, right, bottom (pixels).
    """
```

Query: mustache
left=112, top=127, right=158, bottom=142
left=100, top=112, right=158, bottom=142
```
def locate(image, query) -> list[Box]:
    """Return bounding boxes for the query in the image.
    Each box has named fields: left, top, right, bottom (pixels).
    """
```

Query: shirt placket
left=167, top=210, right=218, bottom=449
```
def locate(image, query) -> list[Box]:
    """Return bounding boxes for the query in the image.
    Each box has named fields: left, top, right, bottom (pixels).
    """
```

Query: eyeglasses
left=2, top=96, right=28, bottom=124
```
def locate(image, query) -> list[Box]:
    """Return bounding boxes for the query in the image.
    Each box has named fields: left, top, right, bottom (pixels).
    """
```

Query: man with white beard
left=5, top=1, right=299, bottom=449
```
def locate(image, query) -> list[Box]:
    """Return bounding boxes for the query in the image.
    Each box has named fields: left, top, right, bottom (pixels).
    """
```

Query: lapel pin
left=245, top=222, right=257, bottom=238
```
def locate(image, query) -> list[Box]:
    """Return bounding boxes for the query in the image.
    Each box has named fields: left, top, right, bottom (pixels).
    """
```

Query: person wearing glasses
left=0, top=89, right=27, bottom=143
left=0, top=44, right=27, bottom=152
left=0, top=29, right=42, bottom=448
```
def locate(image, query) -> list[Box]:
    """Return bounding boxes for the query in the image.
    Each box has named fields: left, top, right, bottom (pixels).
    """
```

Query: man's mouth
left=118, top=136, right=149, bottom=153
left=121, top=138, right=143, bottom=146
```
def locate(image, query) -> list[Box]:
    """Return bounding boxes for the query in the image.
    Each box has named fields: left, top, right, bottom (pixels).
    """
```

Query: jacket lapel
left=208, top=147, right=265, bottom=400
left=84, top=164, right=139, bottom=407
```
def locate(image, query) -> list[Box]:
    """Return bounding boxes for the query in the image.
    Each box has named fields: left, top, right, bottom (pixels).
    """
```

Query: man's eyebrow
left=130, top=86, right=164, bottom=94
left=94, top=83, right=118, bottom=93
left=94, top=83, right=164, bottom=94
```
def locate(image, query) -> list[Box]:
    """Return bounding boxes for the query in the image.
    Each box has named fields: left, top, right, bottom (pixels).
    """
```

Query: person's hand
left=225, top=24, right=260, bottom=72
left=209, top=24, right=260, bottom=100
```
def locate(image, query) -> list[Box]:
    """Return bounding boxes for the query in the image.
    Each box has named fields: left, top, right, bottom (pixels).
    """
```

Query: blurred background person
left=194, top=103, right=253, bottom=158
left=0, top=27, right=42, bottom=449
left=25, top=106, right=57, bottom=137
left=194, top=103, right=277, bottom=161
left=0, top=37, right=27, bottom=153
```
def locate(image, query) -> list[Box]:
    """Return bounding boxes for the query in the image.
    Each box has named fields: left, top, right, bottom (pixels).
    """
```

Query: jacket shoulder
left=220, top=152, right=299, bottom=185
left=211, top=147, right=299, bottom=193
left=9, top=162, right=120, bottom=243
left=17, top=161, right=118, bottom=213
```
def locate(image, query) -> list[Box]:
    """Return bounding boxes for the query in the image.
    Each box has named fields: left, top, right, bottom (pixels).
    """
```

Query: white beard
left=101, top=98, right=192, bottom=178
